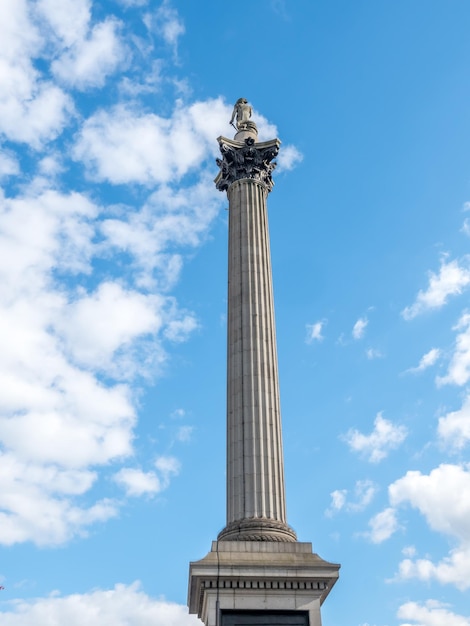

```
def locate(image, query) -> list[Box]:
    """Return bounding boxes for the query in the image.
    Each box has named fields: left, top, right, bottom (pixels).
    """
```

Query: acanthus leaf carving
left=215, top=136, right=280, bottom=192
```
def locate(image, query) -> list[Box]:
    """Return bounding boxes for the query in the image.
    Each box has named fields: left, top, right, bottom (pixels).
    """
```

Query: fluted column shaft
left=217, top=177, right=295, bottom=542
left=227, top=178, right=285, bottom=522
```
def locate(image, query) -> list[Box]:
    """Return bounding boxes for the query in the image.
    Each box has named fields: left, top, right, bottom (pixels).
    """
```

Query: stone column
left=215, top=131, right=296, bottom=542
left=188, top=105, right=340, bottom=626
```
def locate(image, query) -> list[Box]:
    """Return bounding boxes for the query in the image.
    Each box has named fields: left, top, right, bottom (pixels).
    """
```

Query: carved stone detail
left=218, top=517, right=297, bottom=543
left=215, top=136, right=280, bottom=192
left=201, top=579, right=329, bottom=591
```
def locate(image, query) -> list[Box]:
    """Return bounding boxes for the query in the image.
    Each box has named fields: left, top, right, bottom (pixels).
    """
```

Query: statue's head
left=235, top=98, right=248, bottom=105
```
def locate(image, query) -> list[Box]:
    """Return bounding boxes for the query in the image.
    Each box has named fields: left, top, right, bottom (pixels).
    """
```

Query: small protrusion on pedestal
left=234, top=120, right=258, bottom=142
left=230, top=98, right=258, bottom=142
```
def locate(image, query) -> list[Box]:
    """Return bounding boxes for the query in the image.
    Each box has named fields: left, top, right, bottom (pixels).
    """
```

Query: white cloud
left=164, top=314, right=198, bottom=343
left=0, top=176, right=206, bottom=545
left=436, top=313, right=470, bottom=386
left=0, top=77, right=73, bottom=148
left=438, top=394, right=470, bottom=450
left=407, top=347, right=441, bottom=373
left=118, top=59, right=164, bottom=96
left=390, top=464, right=470, bottom=589
left=36, top=0, right=91, bottom=47
left=326, top=489, right=347, bottom=515
left=101, top=174, right=222, bottom=289
left=114, top=467, right=161, bottom=497
left=144, top=0, right=185, bottom=56
left=155, top=455, right=180, bottom=477
left=0, top=0, right=73, bottom=147
left=118, top=0, right=148, bottom=5
left=276, top=144, right=303, bottom=172
left=72, top=96, right=299, bottom=190
left=0, top=375, right=135, bottom=468
left=349, top=480, right=377, bottom=511
left=365, top=507, right=398, bottom=543
left=306, top=320, right=326, bottom=343
left=0, top=0, right=304, bottom=552
left=0, top=582, right=199, bottom=626
left=397, top=546, right=470, bottom=591
left=352, top=316, right=368, bottom=339
left=390, top=464, right=470, bottom=541
left=461, top=218, right=470, bottom=237
left=0, top=452, right=117, bottom=546
left=176, top=425, right=193, bottom=442
left=38, top=154, right=64, bottom=176
left=53, top=19, right=126, bottom=89
left=402, top=257, right=470, bottom=320
left=366, top=347, right=383, bottom=359
left=113, top=456, right=181, bottom=498
left=462, top=202, right=470, bottom=235
left=114, top=457, right=181, bottom=498
left=73, top=99, right=230, bottom=185
left=37, top=0, right=126, bottom=90
left=0, top=151, right=19, bottom=178
left=0, top=0, right=42, bottom=60
left=57, top=282, right=163, bottom=374
left=398, top=599, right=470, bottom=626
left=326, top=480, right=377, bottom=516
left=344, top=412, right=407, bottom=462
left=402, top=545, right=417, bottom=558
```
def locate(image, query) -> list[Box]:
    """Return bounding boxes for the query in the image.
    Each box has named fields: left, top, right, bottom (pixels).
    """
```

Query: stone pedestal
left=188, top=541, right=339, bottom=626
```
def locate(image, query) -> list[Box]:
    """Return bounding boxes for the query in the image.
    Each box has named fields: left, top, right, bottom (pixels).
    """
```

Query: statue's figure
left=230, top=98, right=252, bottom=130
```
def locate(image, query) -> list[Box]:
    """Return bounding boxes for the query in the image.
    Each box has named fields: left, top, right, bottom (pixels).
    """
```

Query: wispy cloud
left=114, top=455, right=180, bottom=497
left=343, top=412, right=407, bottom=462
left=402, top=257, right=470, bottom=320
left=326, top=480, right=377, bottom=516
left=277, top=145, right=302, bottom=172
left=305, top=319, right=326, bottom=344
left=365, top=507, right=398, bottom=543
left=437, top=394, right=470, bottom=450
left=175, top=425, right=193, bottom=442
left=366, top=347, right=383, bottom=360
left=352, top=316, right=368, bottom=340
left=144, top=0, right=185, bottom=59
left=397, top=599, right=470, bottom=626
left=407, top=347, right=441, bottom=374
left=436, top=313, right=470, bottom=387
left=270, top=0, right=290, bottom=20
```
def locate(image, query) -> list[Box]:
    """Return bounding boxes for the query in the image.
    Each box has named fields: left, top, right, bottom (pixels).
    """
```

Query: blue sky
left=0, top=1, right=470, bottom=625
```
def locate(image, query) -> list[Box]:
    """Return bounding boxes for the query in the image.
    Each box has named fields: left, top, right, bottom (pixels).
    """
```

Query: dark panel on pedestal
left=221, top=610, right=309, bottom=626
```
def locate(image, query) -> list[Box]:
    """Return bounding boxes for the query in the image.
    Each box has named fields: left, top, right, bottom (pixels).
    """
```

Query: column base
left=188, top=540, right=340, bottom=626
left=218, top=518, right=297, bottom=542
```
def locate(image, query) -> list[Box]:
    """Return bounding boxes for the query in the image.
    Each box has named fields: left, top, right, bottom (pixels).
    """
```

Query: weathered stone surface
left=216, top=176, right=295, bottom=543
left=188, top=541, right=340, bottom=626
left=215, top=137, right=279, bottom=192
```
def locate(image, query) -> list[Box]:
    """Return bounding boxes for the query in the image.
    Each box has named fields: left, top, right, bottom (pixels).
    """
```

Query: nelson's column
left=188, top=99, right=340, bottom=626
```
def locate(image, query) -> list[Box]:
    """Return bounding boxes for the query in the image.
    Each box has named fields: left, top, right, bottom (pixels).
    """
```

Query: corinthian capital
left=215, top=136, right=281, bottom=192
